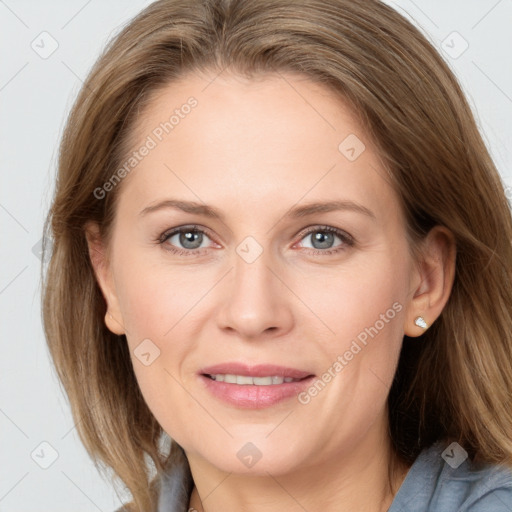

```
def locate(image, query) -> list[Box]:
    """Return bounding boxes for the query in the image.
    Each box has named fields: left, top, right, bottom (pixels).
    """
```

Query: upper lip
left=200, top=362, right=314, bottom=379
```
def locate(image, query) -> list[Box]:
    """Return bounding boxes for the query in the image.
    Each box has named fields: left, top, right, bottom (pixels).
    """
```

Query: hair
left=41, top=0, right=512, bottom=510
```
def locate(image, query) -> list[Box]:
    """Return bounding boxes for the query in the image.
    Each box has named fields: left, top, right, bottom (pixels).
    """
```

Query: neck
left=186, top=417, right=410, bottom=512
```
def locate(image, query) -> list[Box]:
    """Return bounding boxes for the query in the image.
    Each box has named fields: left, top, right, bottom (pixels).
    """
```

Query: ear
left=84, top=221, right=125, bottom=335
left=404, top=225, right=456, bottom=337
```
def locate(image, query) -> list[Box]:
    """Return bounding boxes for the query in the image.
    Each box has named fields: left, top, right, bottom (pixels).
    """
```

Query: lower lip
left=199, top=374, right=315, bottom=409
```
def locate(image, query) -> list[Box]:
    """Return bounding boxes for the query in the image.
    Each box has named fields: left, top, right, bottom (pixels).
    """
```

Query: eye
left=156, top=224, right=355, bottom=257
left=157, top=225, right=217, bottom=256
left=295, top=225, right=354, bottom=255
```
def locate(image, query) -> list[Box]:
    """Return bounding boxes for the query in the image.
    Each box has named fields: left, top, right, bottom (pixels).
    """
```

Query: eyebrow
left=139, top=199, right=376, bottom=221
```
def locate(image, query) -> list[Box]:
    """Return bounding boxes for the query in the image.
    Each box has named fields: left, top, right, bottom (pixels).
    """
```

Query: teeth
left=209, top=374, right=299, bottom=385
left=237, top=375, right=254, bottom=385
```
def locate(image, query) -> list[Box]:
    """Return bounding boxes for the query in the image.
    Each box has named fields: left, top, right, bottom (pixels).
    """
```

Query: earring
left=414, top=316, right=428, bottom=329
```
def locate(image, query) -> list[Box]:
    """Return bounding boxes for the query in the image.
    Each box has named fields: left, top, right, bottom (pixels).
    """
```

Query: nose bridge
left=234, top=240, right=275, bottom=299
left=216, top=235, right=293, bottom=338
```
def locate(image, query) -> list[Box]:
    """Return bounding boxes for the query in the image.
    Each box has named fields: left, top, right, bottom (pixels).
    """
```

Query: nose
left=216, top=246, right=294, bottom=340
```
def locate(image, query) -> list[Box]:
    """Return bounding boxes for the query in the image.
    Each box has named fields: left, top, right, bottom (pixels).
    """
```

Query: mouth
left=204, top=374, right=306, bottom=385
left=198, top=363, right=315, bottom=409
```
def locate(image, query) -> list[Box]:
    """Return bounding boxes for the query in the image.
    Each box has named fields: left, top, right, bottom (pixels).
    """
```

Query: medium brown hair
left=42, top=0, right=512, bottom=509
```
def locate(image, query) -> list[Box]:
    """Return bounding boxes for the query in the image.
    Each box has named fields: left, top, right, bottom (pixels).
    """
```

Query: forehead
left=115, top=71, right=398, bottom=226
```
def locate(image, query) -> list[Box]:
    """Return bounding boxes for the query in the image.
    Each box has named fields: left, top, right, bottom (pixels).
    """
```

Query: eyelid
left=157, top=224, right=216, bottom=244
left=157, top=224, right=220, bottom=257
left=157, top=224, right=355, bottom=256
left=294, top=224, right=354, bottom=245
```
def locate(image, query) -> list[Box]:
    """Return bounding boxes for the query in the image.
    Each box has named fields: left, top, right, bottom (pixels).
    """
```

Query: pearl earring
left=414, top=316, right=428, bottom=329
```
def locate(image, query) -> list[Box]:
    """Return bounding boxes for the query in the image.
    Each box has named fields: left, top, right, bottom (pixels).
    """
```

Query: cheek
left=113, top=259, right=204, bottom=436
left=115, top=242, right=409, bottom=376
left=296, top=249, right=408, bottom=422
left=300, top=252, right=407, bottom=347
left=115, top=251, right=205, bottom=341
left=297, top=255, right=407, bottom=426
left=112, top=238, right=409, bottom=444
left=111, top=254, right=199, bottom=380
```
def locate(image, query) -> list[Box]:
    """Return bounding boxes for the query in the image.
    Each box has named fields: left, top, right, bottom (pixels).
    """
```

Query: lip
left=200, top=362, right=313, bottom=379
left=198, top=362, right=315, bottom=409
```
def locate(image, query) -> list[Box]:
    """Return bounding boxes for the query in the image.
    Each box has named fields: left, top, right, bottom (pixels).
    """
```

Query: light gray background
left=1, top=0, right=511, bottom=510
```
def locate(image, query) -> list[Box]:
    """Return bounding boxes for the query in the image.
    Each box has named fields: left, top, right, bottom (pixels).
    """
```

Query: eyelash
left=156, top=224, right=355, bottom=257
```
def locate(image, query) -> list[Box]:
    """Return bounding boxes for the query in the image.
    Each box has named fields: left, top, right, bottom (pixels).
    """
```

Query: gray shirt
left=117, top=440, right=512, bottom=511
left=388, top=440, right=512, bottom=511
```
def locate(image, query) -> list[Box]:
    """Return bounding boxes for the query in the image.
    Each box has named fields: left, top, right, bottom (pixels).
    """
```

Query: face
left=89, top=70, right=426, bottom=476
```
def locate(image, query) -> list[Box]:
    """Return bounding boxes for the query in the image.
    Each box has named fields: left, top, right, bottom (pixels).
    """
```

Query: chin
left=195, top=436, right=308, bottom=476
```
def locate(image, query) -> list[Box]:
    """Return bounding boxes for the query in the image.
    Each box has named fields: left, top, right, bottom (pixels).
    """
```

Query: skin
left=86, top=70, right=456, bottom=512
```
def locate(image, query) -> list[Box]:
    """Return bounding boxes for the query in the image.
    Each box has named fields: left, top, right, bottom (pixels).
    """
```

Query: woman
left=42, top=0, right=512, bottom=510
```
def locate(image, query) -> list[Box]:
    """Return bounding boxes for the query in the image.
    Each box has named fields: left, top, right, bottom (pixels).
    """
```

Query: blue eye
left=297, top=226, right=354, bottom=254
left=165, top=228, right=207, bottom=250
left=157, top=224, right=354, bottom=256
left=158, top=225, right=214, bottom=256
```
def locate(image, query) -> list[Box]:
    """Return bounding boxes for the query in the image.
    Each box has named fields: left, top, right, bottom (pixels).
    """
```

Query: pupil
left=313, top=231, right=334, bottom=249
left=180, top=230, right=202, bottom=249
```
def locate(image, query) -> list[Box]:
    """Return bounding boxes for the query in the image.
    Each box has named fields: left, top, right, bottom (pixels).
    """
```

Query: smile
left=206, top=374, right=301, bottom=385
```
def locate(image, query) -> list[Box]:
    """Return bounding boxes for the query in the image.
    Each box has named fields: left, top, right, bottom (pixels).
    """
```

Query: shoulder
left=390, top=440, right=512, bottom=512
left=459, top=461, right=512, bottom=511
